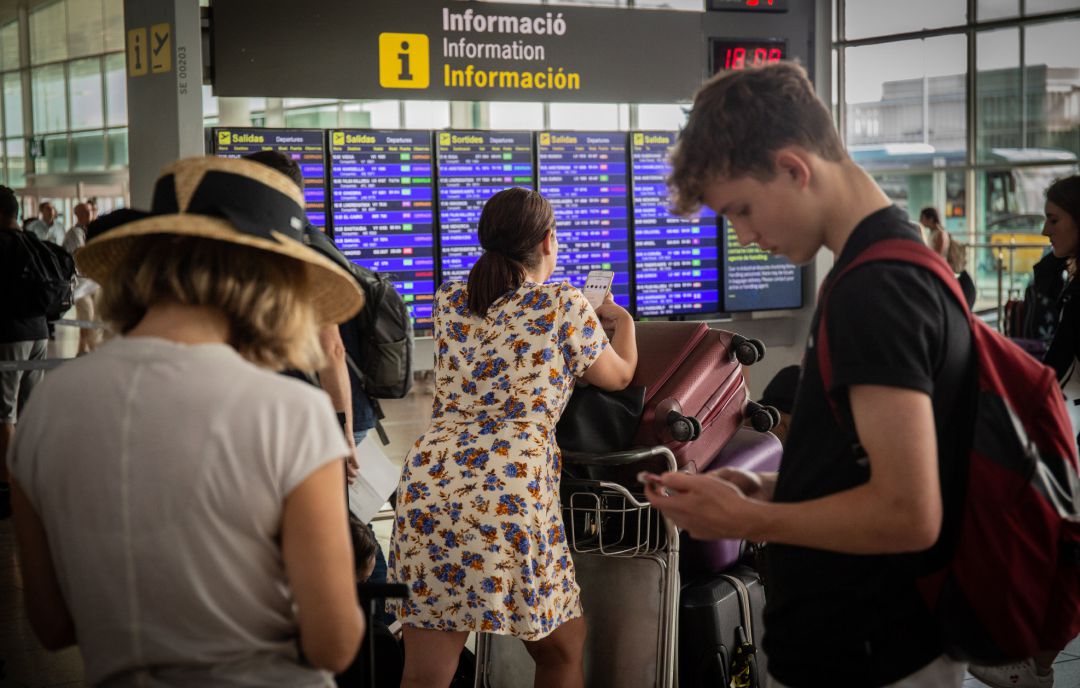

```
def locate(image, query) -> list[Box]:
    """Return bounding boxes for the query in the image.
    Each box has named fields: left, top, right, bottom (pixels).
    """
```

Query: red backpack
left=817, top=238, right=1080, bottom=663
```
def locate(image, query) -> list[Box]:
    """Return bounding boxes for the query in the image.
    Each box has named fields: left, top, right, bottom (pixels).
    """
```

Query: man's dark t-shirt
left=0, top=229, right=49, bottom=343
left=762, top=206, right=977, bottom=687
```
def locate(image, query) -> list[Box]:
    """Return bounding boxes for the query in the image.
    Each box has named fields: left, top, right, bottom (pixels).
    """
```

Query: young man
left=645, top=63, right=977, bottom=687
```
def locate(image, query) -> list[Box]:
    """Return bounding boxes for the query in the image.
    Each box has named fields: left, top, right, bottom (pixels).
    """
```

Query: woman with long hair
left=8, top=157, right=366, bottom=685
left=389, top=187, right=638, bottom=688
left=920, top=206, right=951, bottom=259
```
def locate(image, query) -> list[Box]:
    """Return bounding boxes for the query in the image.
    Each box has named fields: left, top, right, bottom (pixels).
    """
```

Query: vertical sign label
left=437, top=131, right=535, bottom=285
left=329, top=130, right=436, bottom=328
left=150, top=23, right=172, bottom=74
left=212, top=128, right=329, bottom=230
left=630, top=131, right=721, bottom=317
left=537, top=131, right=632, bottom=308
left=126, top=28, right=147, bottom=77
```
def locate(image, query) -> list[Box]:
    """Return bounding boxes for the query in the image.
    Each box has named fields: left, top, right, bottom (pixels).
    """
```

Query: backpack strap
left=345, top=350, right=391, bottom=446
left=817, top=239, right=973, bottom=419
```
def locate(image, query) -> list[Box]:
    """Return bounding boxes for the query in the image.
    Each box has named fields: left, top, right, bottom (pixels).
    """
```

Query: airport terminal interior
left=1, top=0, right=1080, bottom=686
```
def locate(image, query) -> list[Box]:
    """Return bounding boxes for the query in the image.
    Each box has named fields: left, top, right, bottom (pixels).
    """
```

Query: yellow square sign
left=150, top=23, right=172, bottom=74
left=332, top=131, right=345, bottom=146
left=126, top=28, right=148, bottom=77
left=217, top=131, right=232, bottom=146
left=539, top=133, right=551, bottom=146
left=633, top=133, right=645, bottom=146
left=439, top=132, right=451, bottom=146
left=378, top=33, right=429, bottom=89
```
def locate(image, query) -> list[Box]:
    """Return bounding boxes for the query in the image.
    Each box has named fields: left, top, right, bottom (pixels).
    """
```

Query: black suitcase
left=679, top=566, right=767, bottom=688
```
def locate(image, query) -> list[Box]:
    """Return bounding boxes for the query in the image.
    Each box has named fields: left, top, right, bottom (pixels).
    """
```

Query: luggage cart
left=475, top=446, right=680, bottom=688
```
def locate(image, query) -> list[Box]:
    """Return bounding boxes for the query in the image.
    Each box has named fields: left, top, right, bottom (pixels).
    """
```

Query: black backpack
left=1, top=230, right=76, bottom=320
left=303, top=228, right=414, bottom=399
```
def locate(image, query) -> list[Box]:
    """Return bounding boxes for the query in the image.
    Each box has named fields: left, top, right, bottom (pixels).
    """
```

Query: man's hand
left=642, top=471, right=754, bottom=541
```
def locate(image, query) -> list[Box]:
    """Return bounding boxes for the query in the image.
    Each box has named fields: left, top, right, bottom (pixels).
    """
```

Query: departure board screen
left=436, top=131, right=535, bottom=285
left=537, top=131, right=631, bottom=307
left=630, top=131, right=721, bottom=317
left=211, top=128, right=328, bottom=229
left=722, top=218, right=803, bottom=312
left=328, top=130, right=436, bottom=328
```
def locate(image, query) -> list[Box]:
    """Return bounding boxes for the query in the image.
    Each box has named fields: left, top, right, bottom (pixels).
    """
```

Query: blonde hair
left=98, top=235, right=324, bottom=371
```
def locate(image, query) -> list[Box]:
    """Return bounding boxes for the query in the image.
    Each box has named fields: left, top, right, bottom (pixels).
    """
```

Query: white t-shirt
left=9, top=337, right=350, bottom=687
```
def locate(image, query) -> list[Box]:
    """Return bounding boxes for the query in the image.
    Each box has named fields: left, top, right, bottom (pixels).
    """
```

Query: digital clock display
left=708, top=0, right=788, bottom=11
left=711, top=38, right=787, bottom=73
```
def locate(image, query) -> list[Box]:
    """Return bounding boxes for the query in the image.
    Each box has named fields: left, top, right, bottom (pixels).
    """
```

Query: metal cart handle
left=562, top=445, right=678, bottom=473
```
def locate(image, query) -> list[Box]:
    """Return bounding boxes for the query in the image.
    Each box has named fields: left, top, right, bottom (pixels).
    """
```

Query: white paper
left=348, top=434, right=401, bottom=523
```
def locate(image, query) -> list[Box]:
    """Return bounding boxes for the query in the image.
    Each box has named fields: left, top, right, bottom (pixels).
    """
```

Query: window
left=845, top=35, right=967, bottom=158
left=105, top=53, right=126, bottom=125
left=3, top=74, right=23, bottom=138
left=69, top=58, right=104, bottom=130
left=40, top=134, right=70, bottom=174
left=67, top=0, right=105, bottom=58
left=284, top=106, right=339, bottom=128
left=404, top=101, right=451, bottom=129
left=845, top=0, right=966, bottom=40
left=548, top=102, right=625, bottom=130
left=1027, top=0, right=1080, bottom=14
left=71, top=130, right=105, bottom=170
left=488, top=102, right=545, bottom=129
left=636, top=104, right=687, bottom=131
left=32, top=64, right=67, bottom=133
left=106, top=128, right=127, bottom=168
left=30, top=1, right=69, bottom=65
left=103, top=0, right=124, bottom=52
left=977, top=0, right=1018, bottom=20
left=0, top=22, right=19, bottom=71
left=5, top=138, right=25, bottom=187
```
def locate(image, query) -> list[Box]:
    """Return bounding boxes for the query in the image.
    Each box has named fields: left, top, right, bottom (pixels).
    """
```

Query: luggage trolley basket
left=475, top=445, right=681, bottom=688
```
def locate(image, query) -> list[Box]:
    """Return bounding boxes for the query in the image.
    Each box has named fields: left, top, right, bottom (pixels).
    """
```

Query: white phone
left=583, top=270, right=615, bottom=309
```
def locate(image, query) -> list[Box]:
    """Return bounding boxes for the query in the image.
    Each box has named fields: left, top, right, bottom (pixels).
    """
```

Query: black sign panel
left=211, top=127, right=328, bottom=229
left=537, top=131, right=631, bottom=308
left=630, top=132, right=721, bottom=317
left=212, top=0, right=705, bottom=103
left=328, top=130, right=436, bottom=328
left=436, top=131, right=535, bottom=285
left=722, top=218, right=802, bottom=312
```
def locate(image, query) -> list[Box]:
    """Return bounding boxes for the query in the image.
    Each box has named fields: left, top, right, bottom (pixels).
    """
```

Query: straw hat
left=76, top=156, right=363, bottom=324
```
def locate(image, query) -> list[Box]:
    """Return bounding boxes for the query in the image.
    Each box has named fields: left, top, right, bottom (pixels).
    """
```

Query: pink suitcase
left=630, top=322, right=778, bottom=473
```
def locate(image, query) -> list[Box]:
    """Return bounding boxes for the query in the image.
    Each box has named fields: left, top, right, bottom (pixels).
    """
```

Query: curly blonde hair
left=98, top=235, right=324, bottom=371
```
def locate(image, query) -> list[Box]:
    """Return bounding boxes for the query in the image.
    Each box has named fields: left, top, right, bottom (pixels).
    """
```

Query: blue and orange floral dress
left=388, top=280, right=609, bottom=640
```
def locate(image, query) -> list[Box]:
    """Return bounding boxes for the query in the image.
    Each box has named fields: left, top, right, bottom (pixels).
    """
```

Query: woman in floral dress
left=390, top=188, right=638, bottom=687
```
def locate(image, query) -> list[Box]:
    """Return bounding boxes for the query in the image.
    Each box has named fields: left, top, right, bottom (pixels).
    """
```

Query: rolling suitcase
left=680, top=428, right=783, bottom=574
left=679, top=566, right=767, bottom=688
left=631, top=322, right=778, bottom=474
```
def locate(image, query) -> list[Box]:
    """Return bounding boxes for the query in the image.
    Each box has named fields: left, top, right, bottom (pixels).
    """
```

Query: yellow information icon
left=439, top=132, right=451, bottom=146
left=217, top=130, right=231, bottom=146
left=332, top=131, right=346, bottom=146
left=378, top=32, right=429, bottom=89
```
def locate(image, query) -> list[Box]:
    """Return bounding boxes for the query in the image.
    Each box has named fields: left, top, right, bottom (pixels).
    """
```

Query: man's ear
left=774, top=148, right=813, bottom=190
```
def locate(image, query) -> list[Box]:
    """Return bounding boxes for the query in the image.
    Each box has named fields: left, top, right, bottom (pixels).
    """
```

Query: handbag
left=555, top=383, right=646, bottom=454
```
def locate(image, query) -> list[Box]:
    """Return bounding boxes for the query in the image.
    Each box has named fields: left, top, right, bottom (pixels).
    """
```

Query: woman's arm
left=580, top=297, right=637, bottom=391
left=282, top=460, right=364, bottom=673
left=10, top=479, right=76, bottom=650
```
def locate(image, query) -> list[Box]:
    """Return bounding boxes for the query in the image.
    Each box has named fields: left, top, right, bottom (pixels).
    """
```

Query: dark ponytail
left=467, top=187, right=554, bottom=316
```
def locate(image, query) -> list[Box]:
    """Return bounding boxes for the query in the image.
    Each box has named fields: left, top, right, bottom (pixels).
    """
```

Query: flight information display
left=328, top=130, right=436, bottom=327
left=630, top=131, right=721, bottom=317
left=436, top=131, right=535, bottom=285
left=537, top=131, right=631, bottom=307
left=211, top=127, right=328, bottom=229
left=722, top=218, right=803, bottom=311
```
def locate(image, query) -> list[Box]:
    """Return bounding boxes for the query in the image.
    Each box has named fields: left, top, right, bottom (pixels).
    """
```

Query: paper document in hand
left=348, top=434, right=401, bottom=523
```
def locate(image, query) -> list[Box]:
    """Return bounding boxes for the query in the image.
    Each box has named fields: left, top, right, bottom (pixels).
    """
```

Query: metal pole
left=997, top=250, right=1005, bottom=332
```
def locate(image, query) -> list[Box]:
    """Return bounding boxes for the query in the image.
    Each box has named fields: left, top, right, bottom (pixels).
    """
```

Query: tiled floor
left=2, top=369, right=1079, bottom=686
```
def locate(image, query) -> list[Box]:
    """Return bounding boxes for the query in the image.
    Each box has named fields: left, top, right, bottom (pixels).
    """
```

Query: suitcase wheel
left=731, top=335, right=765, bottom=366
left=745, top=401, right=777, bottom=433
left=667, top=410, right=702, bottom=442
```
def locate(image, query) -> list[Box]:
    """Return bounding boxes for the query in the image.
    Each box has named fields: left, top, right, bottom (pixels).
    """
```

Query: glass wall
left=0, top=0, right=127, bottom=186
left=837, top=0, right=1080, bottom=311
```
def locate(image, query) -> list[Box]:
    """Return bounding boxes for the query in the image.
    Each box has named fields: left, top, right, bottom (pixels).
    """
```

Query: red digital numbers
left=723, top=46, right=784, bottom=70
left=746, top=0, right=775, bottom=5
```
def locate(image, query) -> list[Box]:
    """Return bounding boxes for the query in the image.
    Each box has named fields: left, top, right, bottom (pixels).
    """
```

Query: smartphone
left=583, top=270, right=615, bottom=310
